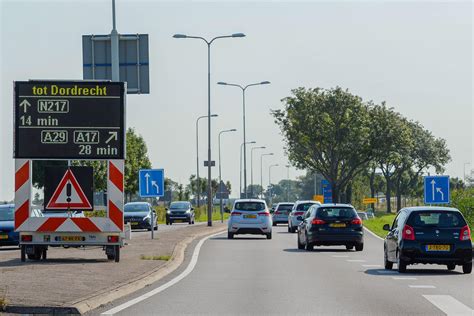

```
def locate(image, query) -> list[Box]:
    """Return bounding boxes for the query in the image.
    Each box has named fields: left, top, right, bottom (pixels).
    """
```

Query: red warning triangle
left=46, top=169, right=92, bottom=210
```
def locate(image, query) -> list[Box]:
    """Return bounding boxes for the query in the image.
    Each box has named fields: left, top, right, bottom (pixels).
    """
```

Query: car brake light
left=351, top=218, right=362, bottom=225
left=231, top=212, right=242, bottom=216
left=258, top=212, right=270, bottom=216
left=294, top=212, right=304, bottom=216
left=460, top=225, right=471, bottom=241
left=108, top=235, right=119, bottom=243
left=311, top=218, right=325, bottom=225
left=402, top=225, right=415, bottom=240
left=21, top=235, right=32, bottom=242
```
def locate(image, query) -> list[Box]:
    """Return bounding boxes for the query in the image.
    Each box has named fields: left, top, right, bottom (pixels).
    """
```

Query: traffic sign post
left=424, top=175, right=450, bottom=204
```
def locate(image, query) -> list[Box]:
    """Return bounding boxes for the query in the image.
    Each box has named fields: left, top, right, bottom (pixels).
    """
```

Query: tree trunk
left=345, top=183, right=352, bottom=204
left=332, top=185, right=340, bottom=203
left=385, top=177, right=392, bottom=213
left=396, top=183, right=402, bottom=212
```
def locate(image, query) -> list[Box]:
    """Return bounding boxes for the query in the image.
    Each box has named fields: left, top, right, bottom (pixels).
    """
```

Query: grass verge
left=140, top=254, right=171, bottom=261
left=363, top=213, right=396, bottom=239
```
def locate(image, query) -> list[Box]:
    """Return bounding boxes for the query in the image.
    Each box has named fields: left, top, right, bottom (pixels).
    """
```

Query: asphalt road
left=99, top=225, right=473, bottom=316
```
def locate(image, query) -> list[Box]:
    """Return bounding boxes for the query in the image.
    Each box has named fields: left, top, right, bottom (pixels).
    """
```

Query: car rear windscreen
left=407, top=211, right=466, bottom=228
left=296, top=203, right=315, bottom=211
left=316, top=207, right=357, bottom=219
left=124, top=204, right=149, bottom=212
left=234, top=202, right=265, bottom=211
left=277, top=204, right=293, bottom=211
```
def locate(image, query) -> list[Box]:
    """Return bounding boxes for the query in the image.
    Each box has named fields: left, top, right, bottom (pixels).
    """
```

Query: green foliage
left=125, top=128, right=152, bottom=200
left=450, top=188, right=474, bottom=230
left=72, top=160, right=107, bottom=191
left=363, top=213, right=397, bottom=238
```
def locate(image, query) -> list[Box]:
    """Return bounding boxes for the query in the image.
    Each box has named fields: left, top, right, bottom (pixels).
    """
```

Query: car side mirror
left=383, top=224, right=390, bottom=231
left=191, top=208, right=194, bottom=211
left=224, top=207, right=230, bottom=213
left=165, top=207, right=168, bottom=211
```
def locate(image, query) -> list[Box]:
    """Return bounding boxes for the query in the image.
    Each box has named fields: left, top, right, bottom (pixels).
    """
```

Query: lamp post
left=268, top=164, right=279, bottom=206
left=250, top=146, right=266, bottom=198
left=218, top=128, right=237, bottom=222
left=195, top=114, right=218, bottom=207
left=174, top=32, right=245, bottom=227
left=286, top=164, right=290, bottom=201
left=260, top=153, right=274, bottom=198
left=218, top=81, right=270, bottom=199
left=240, top=141, right=256, bottom=198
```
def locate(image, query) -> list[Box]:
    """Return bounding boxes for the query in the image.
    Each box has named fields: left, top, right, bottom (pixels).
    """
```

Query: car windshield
left=124, top=204, right=149, bottom=212
left=0, top=207, right=14, bottom=221
left=296, top=203, right=315, bottom=211
left=277, top=204, right=293, bottom=211
left=170, top=202, right=190, bottom=209
left=316, top=207, right=357, bottom=219
left=234, top=202, right=265, bottom=211
left=407, top=211, right=466, bottom=228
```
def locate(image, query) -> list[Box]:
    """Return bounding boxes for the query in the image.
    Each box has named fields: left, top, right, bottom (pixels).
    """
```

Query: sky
left=0, top=0, right=472, bottom=201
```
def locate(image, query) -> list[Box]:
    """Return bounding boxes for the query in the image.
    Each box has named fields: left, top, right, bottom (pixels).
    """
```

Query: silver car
left=288, top=200, right=321, bottom=233
left=272, top=202, right=294, bottom=226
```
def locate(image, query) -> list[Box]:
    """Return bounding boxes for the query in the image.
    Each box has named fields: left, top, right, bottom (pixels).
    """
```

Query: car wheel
left=188, top=219, right=192, bottom=225
left=346, top=245, right=353, bottom=250
left=266, top=233, right=272, bottom=240
left=384, top=249, right=393, bottom=270
left=305, top=236, right=313, bottom=251
left=290, top=226, right=295, bottom=233
left=272, top=222, right=276, bottom=227
left=355, top=243, right=364, bottom=252
left=228, top=232, right=234, bottom=239
left=447, top=263, right=456, bottom=271
left=462, top=262, right=472, bottom=274
left=154, top=225, right=158, bottom=231
left=169, top=221, right=173, bottom=225
left=297, top=234, right=304, bottom=250
left=397, top=257, right=407, bottom=273
left=288, top=225, right=291, bottom=233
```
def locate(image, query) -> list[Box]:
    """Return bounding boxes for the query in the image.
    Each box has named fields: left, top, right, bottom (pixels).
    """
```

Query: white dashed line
left=423, top=295, right=474, bottom=316
left=409, top=285, right=436, bottom=289
left=392, top=277, right=417, bottom=280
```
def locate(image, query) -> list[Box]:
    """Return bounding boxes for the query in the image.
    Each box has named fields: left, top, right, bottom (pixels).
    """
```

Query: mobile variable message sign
left=14, top=81, right=125, bottom=160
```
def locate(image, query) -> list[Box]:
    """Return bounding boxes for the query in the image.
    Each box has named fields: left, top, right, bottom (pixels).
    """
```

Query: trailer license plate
left=426, top=244, right=450, bottom=251
left=0, top=234, right=8, bottom=240
left=61, top=236, right=83, bottom=242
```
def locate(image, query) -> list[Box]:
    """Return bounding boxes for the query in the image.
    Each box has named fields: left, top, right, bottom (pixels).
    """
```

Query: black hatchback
left=383, top=207, right=472, bottom=274
left=297, top=204, right=364, bottom=251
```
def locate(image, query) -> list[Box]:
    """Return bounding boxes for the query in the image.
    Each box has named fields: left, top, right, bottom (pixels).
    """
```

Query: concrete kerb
left=73, top=225, right=226, bottom=314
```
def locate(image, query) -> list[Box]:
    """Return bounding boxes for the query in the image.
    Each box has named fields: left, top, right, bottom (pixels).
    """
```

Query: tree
left=273, top=87, right=378, bottom=202
left=72, top=160, right=107, bottom=191
left=124, top=128, right=152, bottom=201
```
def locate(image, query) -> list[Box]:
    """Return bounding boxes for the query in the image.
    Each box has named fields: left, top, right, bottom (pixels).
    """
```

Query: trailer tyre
left=42, top=248, right=47, bottom=260
left=20, top=245, right=26, bottom=262
left=114, top=245, right=120, bottom=263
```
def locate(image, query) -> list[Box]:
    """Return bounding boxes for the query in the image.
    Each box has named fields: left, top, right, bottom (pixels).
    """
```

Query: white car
left=288, top=200, right=321, bottom=233
left=228, top=199, right=272, bottom=239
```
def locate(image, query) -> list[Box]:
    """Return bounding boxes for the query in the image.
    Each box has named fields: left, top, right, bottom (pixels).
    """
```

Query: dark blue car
left=0, top=204, right=19, bottom=246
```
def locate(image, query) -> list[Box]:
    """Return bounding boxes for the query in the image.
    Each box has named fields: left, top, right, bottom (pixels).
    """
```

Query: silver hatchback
left=272, top=202, right=294, bottom=226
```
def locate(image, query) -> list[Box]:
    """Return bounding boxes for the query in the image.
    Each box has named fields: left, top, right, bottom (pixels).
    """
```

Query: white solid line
left=332, top=255, right=349, bottom=258
left=364, top=227, right=384, bottom=241
left=423, top=295, right=474, bottom=316
left=409, top=285, right=436, bottom=289
left=392, top=277, right=417, bottom=280
left=101, top=231, right=224, bottom=315
left=362, top=264, right=382, bottom=267
left=347, top=259, right=366, bottom=262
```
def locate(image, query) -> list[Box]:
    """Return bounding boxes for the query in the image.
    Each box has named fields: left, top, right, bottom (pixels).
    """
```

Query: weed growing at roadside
left=140, top=254, right=171, bottom=261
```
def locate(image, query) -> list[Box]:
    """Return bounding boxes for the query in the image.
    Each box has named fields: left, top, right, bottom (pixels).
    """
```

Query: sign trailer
left=14, top=80, right=125, bottom=262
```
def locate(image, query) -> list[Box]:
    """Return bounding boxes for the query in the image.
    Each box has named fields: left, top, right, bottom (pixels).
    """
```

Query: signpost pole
left=111, top=0, right=119, bottom=82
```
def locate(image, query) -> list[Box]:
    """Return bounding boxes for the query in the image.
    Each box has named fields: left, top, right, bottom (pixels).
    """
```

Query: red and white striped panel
left=15, top=159, right=124, bottom=233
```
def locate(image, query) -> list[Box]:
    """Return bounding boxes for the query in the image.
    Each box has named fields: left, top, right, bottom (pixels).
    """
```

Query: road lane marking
left=392, top=277, right=417, bottom=280
left=423, top=295, right=474, bottom=316
left=362, top=264, right=382, bottom=267
left=332, top=255, right=349, bottom=258
left=377, top=270, right=398, bottom=274
left=364, top=227, right=384, bottom=241
left=347, top=259, right=366, bottom=262
left=409, top=285, right=436, bottom=289
left=101, top=231, right=224, bottom=315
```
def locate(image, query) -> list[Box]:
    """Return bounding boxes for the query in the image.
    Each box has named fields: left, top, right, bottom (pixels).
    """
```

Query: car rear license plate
left=61, top=236, right=83, bottom=242
left=244, top=214, right=257, bottom=219
left=330, top=223, right=346, bottom=228
left=426, top=244, right=450, bottom=251
left=174, top=219, right=183, bottom=222
left=0, top=234, right=8, bottom=240
left=131, top=222, right=139, bottom=225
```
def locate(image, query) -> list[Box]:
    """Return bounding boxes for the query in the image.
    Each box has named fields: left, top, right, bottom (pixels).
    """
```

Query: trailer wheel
left=20, top=245, right=26, bottom=262
left=42, top=248, right=47, bottom=260
left=114, top=245, right=120, bottom=262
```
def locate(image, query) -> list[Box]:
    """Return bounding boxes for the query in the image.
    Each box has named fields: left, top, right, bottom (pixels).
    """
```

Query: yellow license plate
left=330, top=223, right=346, bottom=228
left=131, top=222, right=139, bottom=225
left=426, top=244, right=450, bottom=251
left=244, top=214, right=257, bottom=219
left=61, top=236, right=83, bottom=242
left=0, top=234, right=8, bottom=240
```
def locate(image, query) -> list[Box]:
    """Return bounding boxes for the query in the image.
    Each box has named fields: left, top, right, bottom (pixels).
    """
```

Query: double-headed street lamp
left=218, top=128, right=237, bottom=222
left=195, top=114, right=218, bottom=207
left=218, top=81, right=270, bottom=198
left=268, top=164, right=279, bottom=206
left=250, top=146, right=266, bottom=198
left=240, top=141, right=256, bottom=198
left=260, top=153, right=274, bottom=198
left=174, top=32, right=245, bottom=227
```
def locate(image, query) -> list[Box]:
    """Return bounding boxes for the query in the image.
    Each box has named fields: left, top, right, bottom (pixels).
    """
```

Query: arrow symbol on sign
left=431, top=179, right=436, bottom=201
left=105, top=131, right=118, bottom=144
left=436, top=187, right=444, bottom=200
left=152, top=180, right=159, bottom=193
left=145, top=173, right=150, bottom=194
left=19, top=99, right=31, bottom=113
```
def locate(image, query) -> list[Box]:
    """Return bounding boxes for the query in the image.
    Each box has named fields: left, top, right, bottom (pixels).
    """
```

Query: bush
left=450, top=188, right=474, bottom=230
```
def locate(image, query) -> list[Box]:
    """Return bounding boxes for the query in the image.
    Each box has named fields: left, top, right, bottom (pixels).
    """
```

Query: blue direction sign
left=424, top=175, right=450, bottom=204
left=139, top=169, right=164, bottom=197
left=321, top=180, right=333, bottom=203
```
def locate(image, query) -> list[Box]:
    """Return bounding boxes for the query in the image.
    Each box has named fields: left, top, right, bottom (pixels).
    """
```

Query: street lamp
left=240, top=141, right=256, bottom=198
left=260, top=153, right=274, bottom=198
left=218, top=128, right=237, bottom=222
left=174, top=32, right=245, bottom=227
left=268, top=164, right=279, bottom=206
left=218, top=80, right=270, bottom=199
left=195, top=114, right=218, bottom=207
left=250, top=146, right=266, bottom=198
left=285, top=164, right=290, bottom=201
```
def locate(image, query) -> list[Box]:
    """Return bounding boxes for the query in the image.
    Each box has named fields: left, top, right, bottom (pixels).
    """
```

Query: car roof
left=125, top=202, right=150, bottom=205
left=294, top=200, right=320, bottom=204
left=235, top=199, right=266, bottom=203
left=400, top=206, right=460, bottom=213
left=277, top=202, right=294, bottom=205
left=171, top=201, right=190, bottom=203
left=319, top=203, right=354, bottom=208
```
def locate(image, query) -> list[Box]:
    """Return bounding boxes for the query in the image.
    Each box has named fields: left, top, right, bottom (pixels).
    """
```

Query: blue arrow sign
left=321, top=179, right=333, bottom=203
left=139, top=169, right=164, bottom=197
left=424, top=175, right=450, bottom=204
